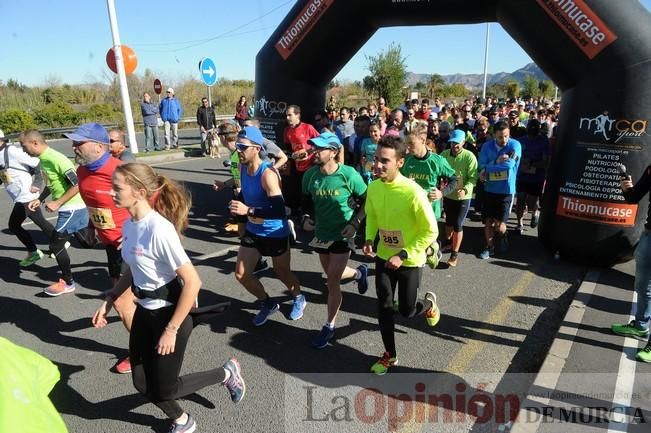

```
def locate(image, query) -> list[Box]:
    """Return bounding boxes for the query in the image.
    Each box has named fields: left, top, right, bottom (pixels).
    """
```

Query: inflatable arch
left=255, top=0, right=651, bottom=265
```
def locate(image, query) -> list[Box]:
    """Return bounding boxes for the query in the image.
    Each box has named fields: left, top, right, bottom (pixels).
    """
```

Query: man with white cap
left=0, top=129, right=53, bottom=267
left=159, top=88, right=183, bottom=150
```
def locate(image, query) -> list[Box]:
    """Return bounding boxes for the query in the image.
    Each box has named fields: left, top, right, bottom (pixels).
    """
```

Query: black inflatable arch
left=255, top=0, right=651, bottom=265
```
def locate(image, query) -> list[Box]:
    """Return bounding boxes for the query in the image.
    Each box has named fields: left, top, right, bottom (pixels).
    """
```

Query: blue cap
left=308, top=131, right=341, bottom=149
left=448, top=129, right=466, bottom=144
left=237, top=126, right=265, bottom=146
left=64, top=123, right=110, bottom=145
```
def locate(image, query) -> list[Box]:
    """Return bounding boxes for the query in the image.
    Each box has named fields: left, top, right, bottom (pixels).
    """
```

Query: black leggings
left=130, top=305, right=226, bottom=419
left=375, top=258, right=427, bottom=358
left=8, top=202, right=54, bottom=252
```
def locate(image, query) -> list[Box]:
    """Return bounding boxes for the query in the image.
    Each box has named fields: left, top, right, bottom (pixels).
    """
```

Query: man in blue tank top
left=228, top=126, right=305, bottom=326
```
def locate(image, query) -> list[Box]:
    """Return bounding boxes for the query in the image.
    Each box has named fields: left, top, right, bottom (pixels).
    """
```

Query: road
left=0, top=155, right=587, bottom=433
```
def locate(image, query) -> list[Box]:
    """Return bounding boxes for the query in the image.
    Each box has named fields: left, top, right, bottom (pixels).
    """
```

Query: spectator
left=235, top=96, right=248, bottom=127
left=159, top=88, right=183, bottom=150
left=108, top=129, right=136, bottom=162
left=197, top=97, right=217, bottom=157
left=140, top=93, right=160, bottom=152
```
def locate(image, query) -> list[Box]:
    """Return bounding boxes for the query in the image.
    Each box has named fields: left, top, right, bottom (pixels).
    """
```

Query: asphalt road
left=0, top=155, right=587, bottom=433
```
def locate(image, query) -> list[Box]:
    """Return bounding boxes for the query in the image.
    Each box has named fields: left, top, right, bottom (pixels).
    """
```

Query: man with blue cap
left=228, top=126, right=306, bottom=327
left=301, top=131, right=369, bottom=348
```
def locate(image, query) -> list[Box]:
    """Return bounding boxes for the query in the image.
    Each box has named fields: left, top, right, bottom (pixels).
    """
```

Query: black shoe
left=253, top=259, right=270, bottom=274
left=530, top=213, right=539, bottom=228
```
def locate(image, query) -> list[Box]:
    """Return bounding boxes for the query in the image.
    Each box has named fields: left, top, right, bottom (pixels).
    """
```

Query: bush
left=33, top=102, right=80, bottom=128
left=84, top=103, right=119, bottom=123
left=0, top=109, right=36, bottom=133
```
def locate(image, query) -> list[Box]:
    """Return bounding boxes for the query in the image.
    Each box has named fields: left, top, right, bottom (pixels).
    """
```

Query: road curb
left=509, top=268, right=600, bottom=433
left=134, top=146, right=201, bottom=165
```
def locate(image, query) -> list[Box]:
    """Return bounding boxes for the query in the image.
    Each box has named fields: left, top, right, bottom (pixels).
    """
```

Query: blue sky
left=1, top=0, right=650, bottom=87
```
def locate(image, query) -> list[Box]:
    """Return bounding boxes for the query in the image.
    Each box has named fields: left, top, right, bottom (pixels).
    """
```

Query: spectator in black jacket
left=197, top=97, right=217, bottom=157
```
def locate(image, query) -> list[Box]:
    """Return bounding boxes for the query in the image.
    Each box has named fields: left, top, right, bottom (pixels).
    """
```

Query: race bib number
left=488, top=170, right=508, bottom=181
left=379, top=229, right=404, bottom=249
left=247, top=216, right=265, bottom=225
left=0, top=170, right=12, bottom=185
left=88, top=207, right=116, bottom=229
left=308, top=237, right=334, bottom=249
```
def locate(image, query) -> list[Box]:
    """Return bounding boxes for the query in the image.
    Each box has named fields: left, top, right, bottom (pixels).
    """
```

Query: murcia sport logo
left=578, top=111, right=648, bottom=143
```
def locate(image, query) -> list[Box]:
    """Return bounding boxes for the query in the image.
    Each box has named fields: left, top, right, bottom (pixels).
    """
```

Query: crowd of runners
left=0, top=94, right=561, bottom=433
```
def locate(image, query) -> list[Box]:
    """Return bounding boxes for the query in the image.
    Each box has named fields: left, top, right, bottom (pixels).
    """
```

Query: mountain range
left=406, top=63, right=550, bottom=89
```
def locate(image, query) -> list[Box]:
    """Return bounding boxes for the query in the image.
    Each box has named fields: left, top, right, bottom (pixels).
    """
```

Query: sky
left=1, top=0, right=650, bottom=88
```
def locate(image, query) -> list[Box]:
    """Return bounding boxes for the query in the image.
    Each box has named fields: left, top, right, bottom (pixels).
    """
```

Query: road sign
left=153, top=78, right=162, bottom=94
left=199, top=57, right=218, bottom=87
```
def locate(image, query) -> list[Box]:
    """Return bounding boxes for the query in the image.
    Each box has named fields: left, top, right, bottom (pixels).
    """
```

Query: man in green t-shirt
left=21, top=130, right=91, bottom=296
left=301, top=132, right=368, bottom=349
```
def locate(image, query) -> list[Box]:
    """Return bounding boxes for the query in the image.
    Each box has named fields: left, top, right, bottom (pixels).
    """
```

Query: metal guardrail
left=3, top=114, right=236, bottom=140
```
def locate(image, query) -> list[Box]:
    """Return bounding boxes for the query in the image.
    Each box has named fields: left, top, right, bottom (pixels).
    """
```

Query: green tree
left=362, top=43, right=407, bottom=107
left=428, top=74, right=445, bottom=98
left=506, top=80, right=520, bottom=99
left=34, top=102, right=80, bottom=128
left=486, top=83, right=507, bottom=99
left=0, top=109, right=36, bottom=133
left=538, top=79, right=554, bottom=99
left=522, top=75, right=539, bottom=99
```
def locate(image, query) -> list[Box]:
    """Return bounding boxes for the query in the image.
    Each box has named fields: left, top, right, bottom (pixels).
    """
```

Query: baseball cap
left=64, top=123, right=109, bottom=145
left=237, top=126, right=265, bottom=147
left=167, top=87, right=174, bottom=94
left=448, top=129, right=466, bottom=144
left=429, top=111, right=438, bottom=120
left=309, top=131, right=341, bottom=150
left=517, top=101, right=525, bottom=107
left=508, top=110, right=519, bottom=117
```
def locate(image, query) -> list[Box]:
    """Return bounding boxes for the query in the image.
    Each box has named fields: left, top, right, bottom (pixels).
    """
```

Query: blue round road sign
left=199, top=57, right=217, bottom=87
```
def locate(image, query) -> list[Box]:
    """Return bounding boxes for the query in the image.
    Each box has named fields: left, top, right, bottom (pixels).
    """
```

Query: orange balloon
left=106, top=45, right=138, bottom=75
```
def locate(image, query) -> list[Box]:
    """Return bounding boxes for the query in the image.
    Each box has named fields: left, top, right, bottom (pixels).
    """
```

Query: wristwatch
left=398, top=250, right=409, bottom=260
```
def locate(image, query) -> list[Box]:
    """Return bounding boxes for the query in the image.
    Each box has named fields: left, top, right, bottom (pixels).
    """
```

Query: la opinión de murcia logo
left=578, top=111, right=648, bottom=143
left=256, top=96, right=288, bottom=117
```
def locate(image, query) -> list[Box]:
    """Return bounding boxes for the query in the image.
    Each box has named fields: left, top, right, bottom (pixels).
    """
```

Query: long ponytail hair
left=116, top=162, right=191, bottom=235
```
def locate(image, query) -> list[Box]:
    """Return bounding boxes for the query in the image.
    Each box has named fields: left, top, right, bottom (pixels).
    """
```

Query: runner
left=67, top=122, right=135, bottom=374
left=301, top=131, right=368, bottom=348
left=440, top=130, right=478, bottom=267
left=0, top=131, right=52, bottom=267
left=92, top=162, right=244, bottom=433
left=363, top=135, right=440, bottom=375
left=229, top=126, right=305, bottom=326
left=477, top=121, right=521, bottom=259
left=21, top=130, right=91, bottom=296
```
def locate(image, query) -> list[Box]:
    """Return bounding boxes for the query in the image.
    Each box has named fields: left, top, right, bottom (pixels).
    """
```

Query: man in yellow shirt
left=363, top=135, right=441, bottom=375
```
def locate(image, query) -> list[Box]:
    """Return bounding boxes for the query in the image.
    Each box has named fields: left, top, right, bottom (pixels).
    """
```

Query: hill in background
left=406, top=63, right=549, bottom=89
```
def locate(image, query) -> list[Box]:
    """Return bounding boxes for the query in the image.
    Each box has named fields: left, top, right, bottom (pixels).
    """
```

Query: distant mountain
left=406, top=63, right=550, bottom=89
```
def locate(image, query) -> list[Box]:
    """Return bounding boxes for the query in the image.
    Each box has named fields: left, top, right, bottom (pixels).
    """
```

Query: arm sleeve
left=403, top=191, right=437, bottom=259
left=623, top=165, right=651, bottom=204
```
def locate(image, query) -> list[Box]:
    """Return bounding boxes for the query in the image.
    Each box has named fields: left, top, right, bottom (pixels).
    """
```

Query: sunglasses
left=110, top=139, right=120, bottom=143
left=236, top=143, right=259, bottom=152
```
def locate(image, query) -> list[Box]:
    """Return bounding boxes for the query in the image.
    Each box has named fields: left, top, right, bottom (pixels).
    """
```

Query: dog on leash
left=207, top=129, right=221, bottom=159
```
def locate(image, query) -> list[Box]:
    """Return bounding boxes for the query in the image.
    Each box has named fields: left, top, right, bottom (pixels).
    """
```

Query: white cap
left=167, top=87, right=174, bottom=94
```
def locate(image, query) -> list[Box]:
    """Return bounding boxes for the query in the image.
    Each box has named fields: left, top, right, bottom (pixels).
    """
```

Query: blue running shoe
left=289, top=294, right=306, bottom=320
left=253, top=299, right=279, bottom=326
left=312, top=325, right=335, bottom=349
left=168, top=413, right=196, bottom=433
left=478, top=246, right=494, bottom=260
left=356, top=264, right=368, bottom=294
left=223, top=358, right=246, bottom=403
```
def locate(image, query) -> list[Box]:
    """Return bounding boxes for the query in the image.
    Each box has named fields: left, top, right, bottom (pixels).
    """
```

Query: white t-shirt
left=121, top=210, right=191, bottom=310
left=1, top=145, right=40, bottom=203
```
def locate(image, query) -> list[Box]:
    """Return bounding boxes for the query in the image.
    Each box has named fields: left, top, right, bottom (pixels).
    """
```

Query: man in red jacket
left=66, top=123, right=134, bottom=375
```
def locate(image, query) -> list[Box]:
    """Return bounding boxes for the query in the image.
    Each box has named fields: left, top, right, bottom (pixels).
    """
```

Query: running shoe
left=312, top=325, right=335, bottom=349
left=253, top=299, right=279, bottom=326
left=636, top=344, right=651, bottom=363
left=19, top=249, right=44, bottom=267
left=113, top=356, right=132, bottom=374
left=478, top=246, right=494, bottom=260
left=287, top=218, right=297, bottom=245
left=253, top=259, right=270, bottom=275
left=370, top=352, right=398, bottom=375
left=223, top=358, right=246, bottom=403
left=168, top=413, right=196, bottom=433
left=289, top=294, right=306, bottom=320
left=447, top=253, right=458, bottom=268
left=612, top=320, right=650, bottom=339
left=426, top=243, right=441, bottom=269
left=48, top=241, right=71, bottom=259
left=515, top=224, right=524, bottom=235
left=44, top=279, right=76, bottom=297
left=356, top=264, right=368, bottom=295
left=424, top=291, right=440, bottom=327
left=224, top=222, right=239, bottom=233
left=530, top=212, right=539, bottom=228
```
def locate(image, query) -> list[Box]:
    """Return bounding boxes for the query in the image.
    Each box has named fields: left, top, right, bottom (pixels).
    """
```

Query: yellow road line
left=445, top=270, right=536, bottom=373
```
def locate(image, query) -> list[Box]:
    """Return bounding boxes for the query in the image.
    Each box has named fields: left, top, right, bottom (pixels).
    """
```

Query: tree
left=538, top=79, right=554, bottom=100
left=486, top=83, right=507, bottom=99
left=362, top=43, right=407, bottom=107
left=0, top=109, right=36, bottom=133
left=522, top=75, right=539, bottom=99
left=428, top=74, right=445, bottom=98
left=505, top=80, right=520, bottom=99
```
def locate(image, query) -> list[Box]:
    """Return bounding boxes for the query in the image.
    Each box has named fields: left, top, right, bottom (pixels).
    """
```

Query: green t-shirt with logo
left=302, top=164, right=367, bottom=242
left=229, top=151, right=241, bottom=188
left=440, top=148, right=479, bottom=201
left=39, top=147, right=84, bottom=209
left=401, top=151, right=455, bottom=219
